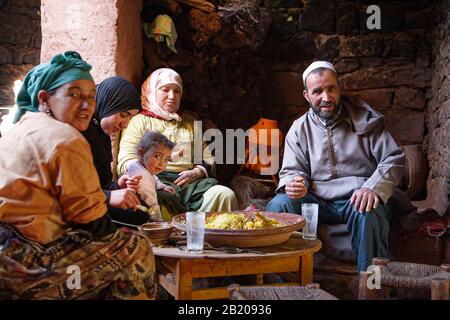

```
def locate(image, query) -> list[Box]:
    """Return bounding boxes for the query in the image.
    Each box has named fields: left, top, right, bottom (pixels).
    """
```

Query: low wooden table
left=153, top=233, right=322, bottom=300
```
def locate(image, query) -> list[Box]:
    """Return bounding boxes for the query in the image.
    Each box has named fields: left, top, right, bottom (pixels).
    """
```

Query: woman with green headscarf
left=0, top=51, right=156, bottom=300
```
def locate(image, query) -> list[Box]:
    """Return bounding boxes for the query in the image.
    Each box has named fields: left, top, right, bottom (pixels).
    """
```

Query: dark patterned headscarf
left=14, top=51, right=93, bottom=123
left=95, top=76, right=141, bottom=122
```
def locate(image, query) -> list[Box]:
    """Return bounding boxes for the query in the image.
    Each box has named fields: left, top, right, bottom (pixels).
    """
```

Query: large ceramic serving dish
left=171, top=211, right=305, bottom=248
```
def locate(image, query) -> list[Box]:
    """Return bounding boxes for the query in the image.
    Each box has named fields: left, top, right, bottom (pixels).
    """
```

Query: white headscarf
left=141, top=68, right=183, bottom=121
left=302, top=61, right=337, bottom=86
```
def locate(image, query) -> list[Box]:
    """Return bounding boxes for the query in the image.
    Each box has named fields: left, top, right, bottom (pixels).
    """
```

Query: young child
left=126, top=131, right=177, bottom=221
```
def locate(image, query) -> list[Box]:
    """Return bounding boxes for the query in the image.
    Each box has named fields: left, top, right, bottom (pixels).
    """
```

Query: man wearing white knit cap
left=302, top=61, right=340, bottom=125
left=267, top=60, right=419, bottom=272
left=302, top=60, right=337, bottom=84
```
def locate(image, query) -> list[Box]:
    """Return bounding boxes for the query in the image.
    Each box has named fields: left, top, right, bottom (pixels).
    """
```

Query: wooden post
left=441, top=264, right=450, bottom=273
left=431, top=278, right=450, bottom=300
left=300, top=254, right=314, bottom=285
left=372, top=257, right=390, bottom=266
left=255, top=274, right=264, bottom=285
left=359, top=271, right=375, bottom=300
left=371, top=257, right=390, bottom=299
left=176, top=259, right=193, bottom=299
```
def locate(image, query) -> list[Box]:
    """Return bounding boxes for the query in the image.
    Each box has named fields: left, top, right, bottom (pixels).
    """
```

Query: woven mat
left=380, top=262, right=450, bottom=289
left=237, top=286, right=338, bottom=300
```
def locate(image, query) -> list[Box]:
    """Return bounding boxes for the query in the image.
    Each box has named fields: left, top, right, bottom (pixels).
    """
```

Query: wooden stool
left=359, top=257, right=450, bottom=300
left=228, top=283, right=338, bottom=300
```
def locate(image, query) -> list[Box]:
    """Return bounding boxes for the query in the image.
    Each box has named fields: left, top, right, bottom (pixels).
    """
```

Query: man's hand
left=285, top=175, right=307, bottom=199
left=350, top=187, right=380, bottom=213
left=118, top=175, right=142, bottom=192
left=109, top=189, right=141, bottom=210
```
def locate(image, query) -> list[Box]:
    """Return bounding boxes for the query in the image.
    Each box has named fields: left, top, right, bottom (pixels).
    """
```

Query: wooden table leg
left=255, top=274, right=264, bottom=285
left=358, top=271, right=375, bottom=300
left=300, top=253, right=313, bottom=285
left=175, top=259, right=193, bottom=300
left=431, top=278, right=450, bottom=300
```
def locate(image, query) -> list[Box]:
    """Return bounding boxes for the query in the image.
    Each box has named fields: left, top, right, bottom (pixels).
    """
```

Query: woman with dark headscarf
left=0, top=52, right=156, bottom=299
left=83, top=76, right=149, bottom=225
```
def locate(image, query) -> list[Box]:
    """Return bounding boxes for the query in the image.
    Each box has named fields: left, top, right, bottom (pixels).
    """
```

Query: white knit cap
left=302, top=61, right=337, bottom=85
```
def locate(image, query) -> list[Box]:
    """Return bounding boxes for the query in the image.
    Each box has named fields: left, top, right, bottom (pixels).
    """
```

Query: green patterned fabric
left=156, top=172, right=218, bottom=221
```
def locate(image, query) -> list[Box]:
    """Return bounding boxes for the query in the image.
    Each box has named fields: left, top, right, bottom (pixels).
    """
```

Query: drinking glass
left=186, top=211, right=205, bottom=253
left=301, top=203, right=318, bottom=240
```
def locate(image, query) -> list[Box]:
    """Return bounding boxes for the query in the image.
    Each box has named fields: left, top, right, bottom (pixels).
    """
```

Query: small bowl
left=137, top=222, right=172, bottom=245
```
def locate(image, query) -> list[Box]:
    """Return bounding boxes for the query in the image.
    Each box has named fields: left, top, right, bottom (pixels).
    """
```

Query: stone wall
left=0, top=0, right=41, bottom=115
left=1, top=0, right=445, bottom=191
left=142, top=0, right=440, bottom=182
left=264, top=0, right=437, bottom=145
left=1, top=0, right=438, bottom=143
left=426, top=1, right=450, bottom=214
left=143, top=0, right=438, bottom=146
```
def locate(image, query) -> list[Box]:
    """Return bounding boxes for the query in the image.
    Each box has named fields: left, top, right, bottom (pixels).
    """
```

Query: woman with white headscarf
left=118, top=68, right=237, bottom=221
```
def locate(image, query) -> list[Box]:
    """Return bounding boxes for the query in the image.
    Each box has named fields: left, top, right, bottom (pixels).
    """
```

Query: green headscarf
left=13, top=51, right=94, bottom=123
